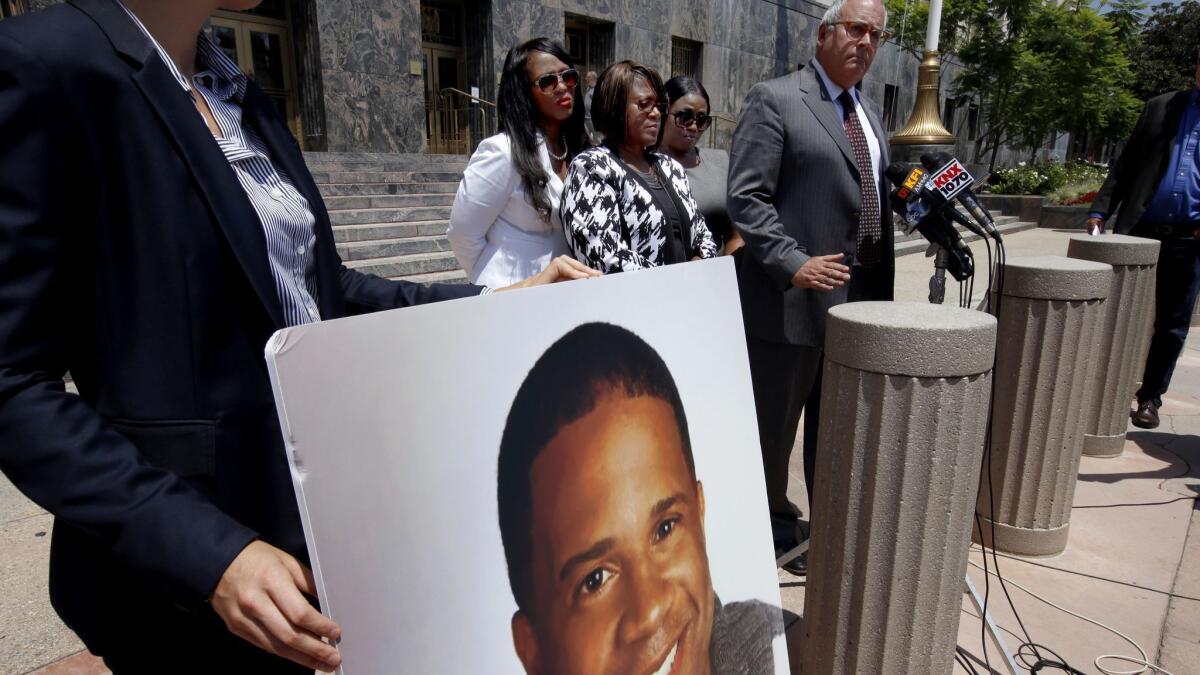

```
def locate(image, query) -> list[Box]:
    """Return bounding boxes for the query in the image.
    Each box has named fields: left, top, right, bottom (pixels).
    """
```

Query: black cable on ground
left=1018, top=643, right=1089, bottom=674
left=956, top=646, right=982, bottom=675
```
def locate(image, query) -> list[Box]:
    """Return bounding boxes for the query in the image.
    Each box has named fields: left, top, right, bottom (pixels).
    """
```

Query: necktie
left=838, top=91, right=881, bottom=266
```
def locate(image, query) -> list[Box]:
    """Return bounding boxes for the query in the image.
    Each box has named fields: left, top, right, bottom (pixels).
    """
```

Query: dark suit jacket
left=1091, top=89, right=1191, bottom=234
left=0, top=0, right=479, bottom=652
left=727, top=62, right=895, bottom=348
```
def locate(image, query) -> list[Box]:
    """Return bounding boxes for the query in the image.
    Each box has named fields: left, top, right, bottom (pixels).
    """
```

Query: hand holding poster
left=265, top=259, right=789, bottom=674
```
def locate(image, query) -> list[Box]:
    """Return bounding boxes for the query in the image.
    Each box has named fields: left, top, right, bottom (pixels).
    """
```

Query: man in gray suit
left=727, top=0, right=894, bottom=576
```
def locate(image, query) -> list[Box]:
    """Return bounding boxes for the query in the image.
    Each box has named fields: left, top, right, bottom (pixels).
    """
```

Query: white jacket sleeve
left=447, top=135, right=520, bottom=277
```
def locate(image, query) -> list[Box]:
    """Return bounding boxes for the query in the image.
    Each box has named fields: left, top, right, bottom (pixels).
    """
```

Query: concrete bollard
left=1067, top=235, right=1160, bottom=458
left=975, top=256, right=1112, bottom=556
left=800, top=301, right=996, bottom=675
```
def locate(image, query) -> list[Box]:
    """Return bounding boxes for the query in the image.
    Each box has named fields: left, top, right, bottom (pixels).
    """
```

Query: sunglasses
left=533, top=68, right=580, bottom=93
left=633, top=97, right=668, bottom=115
left=672, top=109, right=712, bottom=131
left=834, top=20, right=893, bottom=45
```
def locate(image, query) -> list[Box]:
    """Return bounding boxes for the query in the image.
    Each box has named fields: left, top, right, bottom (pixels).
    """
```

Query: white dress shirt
left=811, top=59, right=883, bottom=196
left=447, top=133, right=570, bottom=287
left=119, top=1, right=324, bottom=325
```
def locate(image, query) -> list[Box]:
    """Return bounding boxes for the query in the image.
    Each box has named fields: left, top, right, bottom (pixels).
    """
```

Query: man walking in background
left=727, top=0, right=894, bottom=576
left=1088, top=51, right=1200, bottom=430
left=583, top=70, right=599, bottom=145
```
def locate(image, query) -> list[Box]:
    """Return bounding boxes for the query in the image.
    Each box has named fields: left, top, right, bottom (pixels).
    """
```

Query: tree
left=883, top=0, right=973, bottom=60
left=1006, top=3, right=1140, bottom=162
left=1130, top=0, right=1200, bottom=100
left=950, top=0, right=1040, bottom=168
left=944, top=0, right=1138, bottom=168
left=1103, top=0, right=1147, bottom=53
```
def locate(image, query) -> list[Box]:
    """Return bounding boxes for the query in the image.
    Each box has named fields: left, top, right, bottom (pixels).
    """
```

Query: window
left=882, top=84, right=899, bottom=132
left=967, top=104, right=980, bottom=141
left=565, top=15, right=614, bottom=76
left=421, top=1, right=463, bottom=48
left=671, top=37, right=702, bottom=80
left=943, top=97, right=957, bottom=133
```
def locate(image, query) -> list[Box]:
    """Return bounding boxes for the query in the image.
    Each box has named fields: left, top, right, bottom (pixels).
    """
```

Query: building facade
left=3, top=0, right=999, bottom=163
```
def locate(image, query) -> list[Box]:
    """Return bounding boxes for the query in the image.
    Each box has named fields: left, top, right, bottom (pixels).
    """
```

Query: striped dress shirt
left=119, top=2, right=323, bottom=326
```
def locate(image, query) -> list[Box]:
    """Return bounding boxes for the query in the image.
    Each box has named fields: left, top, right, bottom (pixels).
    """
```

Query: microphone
left=884, top=163, right=974, bottom=281
left=884, top=163, right=983, bottom=236
left=888, top=159, right=989, bottom=238
left=920, top=152, right=1000, bottom=239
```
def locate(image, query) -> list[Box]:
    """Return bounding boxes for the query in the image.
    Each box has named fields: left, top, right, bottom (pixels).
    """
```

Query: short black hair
left=590, top=60, right=667, bottom=147
left=497, top=322, right=696, bottom=615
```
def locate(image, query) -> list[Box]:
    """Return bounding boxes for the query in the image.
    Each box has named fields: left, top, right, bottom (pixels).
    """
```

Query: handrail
left=440, top=87, right=496, bottom=108
left=710, top=112, right=737, bottom=125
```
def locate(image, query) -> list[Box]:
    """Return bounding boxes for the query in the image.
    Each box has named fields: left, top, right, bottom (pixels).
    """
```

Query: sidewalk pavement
left=2, top=228, right=1197, bottom=674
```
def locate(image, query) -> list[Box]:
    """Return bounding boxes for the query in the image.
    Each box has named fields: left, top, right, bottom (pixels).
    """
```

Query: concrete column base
left=977, top=256, right=1112, bottom=557
left=1067, top=234, right=1160, bottom=460
left=975, top=515, right=1070, bottom=557
left=1082, top=433, right=1126, bottom=458
left=800, top=302, right=997, bottom=675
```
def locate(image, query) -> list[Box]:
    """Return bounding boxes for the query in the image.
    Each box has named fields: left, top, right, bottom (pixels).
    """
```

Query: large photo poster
left=266, top=259, right=788, bottom=674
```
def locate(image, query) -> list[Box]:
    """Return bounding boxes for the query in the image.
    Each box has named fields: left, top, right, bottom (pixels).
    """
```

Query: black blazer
left=0, top=0, right=479, bottom=650
left=1092, top=89, right=1191, bottom=234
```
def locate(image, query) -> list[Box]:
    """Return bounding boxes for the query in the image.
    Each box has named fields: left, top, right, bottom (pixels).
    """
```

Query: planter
left=1039, top=204, right=1091, bottom=230
left=978, top=194, right=1044, bottom=224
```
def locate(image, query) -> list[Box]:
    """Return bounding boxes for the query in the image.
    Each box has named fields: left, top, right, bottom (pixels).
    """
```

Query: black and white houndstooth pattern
left=560, top=145, right=718, bottom=273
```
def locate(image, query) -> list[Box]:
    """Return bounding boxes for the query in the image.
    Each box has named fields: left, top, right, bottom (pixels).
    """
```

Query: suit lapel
left=799, top=64, right=857, bottom=169
left=71, top=0, right=286, bottom=328
left=861, top=98, right=889, bottom=166
left=242, top=85, right=345, bottom=320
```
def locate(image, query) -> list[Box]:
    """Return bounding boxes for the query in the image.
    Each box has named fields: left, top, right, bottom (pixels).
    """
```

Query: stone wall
left=314, top=0, right=427, bottom=153
left=7, top=0, right=963, bottom=159
left=477, top=0, right=926, bottom=157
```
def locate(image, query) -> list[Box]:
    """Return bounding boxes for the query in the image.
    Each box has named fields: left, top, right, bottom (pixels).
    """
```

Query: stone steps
left=343, top=250, right=460, bottom=278
left=309, top=153, right=468, bottom=285
left=331, top=219, right=449, bottom=244
left=319, top=182, right=458, bottom=197
left=322, top=193, right=455, bottom=211
left=310, top=171, right=463, bottom=185
left=304, top=152, right=468, bottom=173
left=336, top=234, right=454, bottom=261
left=328, top=206, right=453, bottom=227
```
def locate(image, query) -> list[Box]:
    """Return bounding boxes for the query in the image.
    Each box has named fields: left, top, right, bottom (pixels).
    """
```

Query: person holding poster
left=497, top=322, right=783, bottom=675
left=0, top=1, right=595, bottom=673
left=447, top=38, right=589, bottom=287
left=560, top=61, right=718, bottom=273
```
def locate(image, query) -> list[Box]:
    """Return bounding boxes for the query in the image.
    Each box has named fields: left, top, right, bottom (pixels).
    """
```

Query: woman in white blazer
left=448, top=38, right=591, bottom=287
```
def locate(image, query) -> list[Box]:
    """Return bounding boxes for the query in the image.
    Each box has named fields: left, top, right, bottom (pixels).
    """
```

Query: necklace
left=547, top=134, right=568, bottom=161
left=632, top=162, right=659, bottom=186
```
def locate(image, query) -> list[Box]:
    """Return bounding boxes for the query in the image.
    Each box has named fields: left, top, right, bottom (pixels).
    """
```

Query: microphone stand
left=928, top=246, right=949, bottom=305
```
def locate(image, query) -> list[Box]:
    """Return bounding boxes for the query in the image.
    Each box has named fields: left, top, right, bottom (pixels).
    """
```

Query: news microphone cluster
left=884, top=162, right=975, bottom=282
left=919, top=152, right=1000, bottom=240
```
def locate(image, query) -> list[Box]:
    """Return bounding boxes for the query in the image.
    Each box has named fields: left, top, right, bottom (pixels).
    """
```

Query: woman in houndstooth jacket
left=560, top=61, right=717, bottom=273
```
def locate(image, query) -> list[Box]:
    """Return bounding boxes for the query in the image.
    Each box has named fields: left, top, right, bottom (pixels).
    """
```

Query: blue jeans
left=1137, top=233, right=1200, bottom=403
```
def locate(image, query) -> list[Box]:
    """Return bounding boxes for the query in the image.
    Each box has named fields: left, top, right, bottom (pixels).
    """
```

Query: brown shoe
left=1132, top=399, right=1161, bottom=429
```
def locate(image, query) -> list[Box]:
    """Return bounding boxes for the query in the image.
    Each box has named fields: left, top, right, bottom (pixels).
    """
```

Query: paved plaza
left=2, top=228, right=1198, bottom=674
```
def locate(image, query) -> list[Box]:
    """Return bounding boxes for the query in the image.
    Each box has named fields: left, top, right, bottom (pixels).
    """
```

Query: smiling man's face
left=511, top=391, right=714, bottom=675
